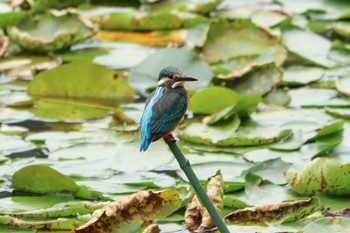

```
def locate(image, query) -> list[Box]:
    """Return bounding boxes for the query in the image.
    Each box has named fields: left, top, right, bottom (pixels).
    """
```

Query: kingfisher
left=140, top=66, right=198, bottom=152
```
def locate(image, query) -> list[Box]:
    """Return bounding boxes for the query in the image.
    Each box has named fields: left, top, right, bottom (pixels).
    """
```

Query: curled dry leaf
left=323, top=208, right=350, bottom=217
left=225, top=197, right=320, bottom=226
left=0, top=36, right=10, bottom=58
left=74, top=190, right=181, bottom=233
left=142, top=223, right=160, bottom=233
left=185, top=170, right=224, bottom=231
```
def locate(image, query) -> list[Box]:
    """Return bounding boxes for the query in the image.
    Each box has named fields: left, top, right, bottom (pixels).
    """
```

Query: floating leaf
left=28, top=61, right=134, bottom=98
left=74, top=190, right=181, bottom=233
left=303, top=217, right=350, bottom=233
left=329, top=40, right=350, bottom=65
left=263, top=89, right=291, bottom=106
left=129, top=47, right=212, bottom=93
left=189, top=86, right=241, bottom=114
left=326, top=107, right=350, bottom=119
left=289, top=88, right=350, bottom=107
left=178, top=121, right=291, bottom=147
left=224, top=64, right=282, bottom=95
left=225, top=197, right=320, bottom=225
left=309, top=21, right=350, bottom=38
left=286, top=158, right=350, bottom=195
left=243, top=158, right=291, bottom=185
left=145, top=0, right=222, bottom=14
left=89, top=7, right=207, bottom=31
left=336, top=76, right=350, bottom=97
left=283, top=29, right=335, bottom=68
left=202, top=19, right=286, bottom=79
left=282, top=66, right=324, bottom=85
left=7, top=10, right=96, bottom=53
left=185, top=170, right=224, bottom=231
left=12, top=164, right=79, bottom=194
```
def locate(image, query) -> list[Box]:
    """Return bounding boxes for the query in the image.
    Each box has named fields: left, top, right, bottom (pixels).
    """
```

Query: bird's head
left=158, top=66, right=198, bottom=88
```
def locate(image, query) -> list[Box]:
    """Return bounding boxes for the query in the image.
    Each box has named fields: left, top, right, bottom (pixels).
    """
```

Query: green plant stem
left=165, top=135, right=230, bottom=233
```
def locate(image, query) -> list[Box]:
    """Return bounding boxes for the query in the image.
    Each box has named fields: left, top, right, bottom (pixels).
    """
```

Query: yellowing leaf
left=74, top=190, right=181, bottom=233
left=225, top=197, right=320, bottom=225
left=185, top=170, right=224, bottom=231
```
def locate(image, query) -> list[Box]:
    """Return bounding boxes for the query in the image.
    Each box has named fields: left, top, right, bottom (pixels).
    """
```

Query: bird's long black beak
left=175, top=75, right=198, bottom=82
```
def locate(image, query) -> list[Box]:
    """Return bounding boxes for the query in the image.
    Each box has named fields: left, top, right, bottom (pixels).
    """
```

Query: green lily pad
left=189, top=86, right=241, bottom=114
left=286, top=158, right=350, bottom=195
left=30, top=99, right=110, bottom=121
left=205, top=95, right=261, bottom=125
left=7, top=10, right=96, bottom=53
left=202, top=19, right=286, bottom=79
left=263, top=89, right=291, bottom=106
left=243, top=158, right=291, bottom=185
left=326, top=107, right=350, bottom=119
left=12, top=164, right=79, bottom=194
left=309, top=21, right=350, bottom=38
left=144, top=0, right=222, bottom=14
left=224, top=64, right=282, bottom=96
left=328, top=40, right=350, bottom=65
left=282, top=66, right=324, bottom=85
left=129, top=47, right=212, bottom=93
left=303, top=217, right=350, bottom=233
left=336, top=76, right=350, bottom=97
left=28, top=61, right=134, bottom=98
left=89, top=7, right=207, bottom=31
left=283, top=29, right=335, bottom=68
left=289, top=88, right=350, bottom=107
left=178, top=121, right=291, bottom=147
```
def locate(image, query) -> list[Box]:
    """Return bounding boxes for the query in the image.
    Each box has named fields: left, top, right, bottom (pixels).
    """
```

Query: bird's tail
left=140, top=136, right=151, bottom=152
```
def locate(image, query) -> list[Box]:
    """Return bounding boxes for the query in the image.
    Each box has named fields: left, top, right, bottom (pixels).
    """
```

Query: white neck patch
left=172, top=81, right=184, bottom=89
left=158, top=78, right=169, bottom=86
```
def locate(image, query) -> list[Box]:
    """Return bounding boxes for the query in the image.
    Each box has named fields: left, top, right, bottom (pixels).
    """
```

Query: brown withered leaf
left=0, top=36, right=10, bottom=58
left=323, top=208, right=350, bottom=217
left=73, top=190, right=181, bottom=233
left=225, top=197, right=320, bottom=226
left=143, top=223, right=160, bottom=233
left=185, top=170, right=224, bottom=231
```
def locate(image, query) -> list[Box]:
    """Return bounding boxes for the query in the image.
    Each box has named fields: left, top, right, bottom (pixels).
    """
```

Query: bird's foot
left=164, top=134, right=177, bottom=144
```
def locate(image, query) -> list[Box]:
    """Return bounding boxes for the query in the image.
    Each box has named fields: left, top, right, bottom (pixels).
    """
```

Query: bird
left=139, top=66, right=198, bottom=152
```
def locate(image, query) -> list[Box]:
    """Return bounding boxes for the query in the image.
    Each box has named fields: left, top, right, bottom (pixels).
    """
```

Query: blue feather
left=140, top=87, right=164, bottom=152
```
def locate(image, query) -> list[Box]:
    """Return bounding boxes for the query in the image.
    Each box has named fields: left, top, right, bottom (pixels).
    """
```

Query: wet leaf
left=202, top=19, right=286, bottom=79
left=28, top=61, right=134, bottom=98
left=282, top=66, right=324, bottom=86
left=12, top=164, right=79, bottom=194
left=263, top=89, right=291, bottom=106
left=185, top=170, right=224, bottom=231
left=89, top=7, right=207, bottom=31
left=8, top=10, right=96, bottom=53
left=189, top=86, right=241, bottom=114
left=283, top=29, right=335, bottom=68
left=286, top=158, right=350, bottom=195
left=129, top=47, right=212, bottom=93
left=74, top=190, right=181, bottom=233
left=225, top=197, right=320, bottom=225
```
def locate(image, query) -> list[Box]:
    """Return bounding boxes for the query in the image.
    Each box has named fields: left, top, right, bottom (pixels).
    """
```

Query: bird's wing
left=150, top=90, right=187, bottom=141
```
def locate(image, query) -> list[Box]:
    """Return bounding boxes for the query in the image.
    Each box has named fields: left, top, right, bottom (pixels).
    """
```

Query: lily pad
left=282, top=66, right=324, bottom=85
left=336, top=76, right=350, bottom=97
left=189, top=86, right=241, bottom=114
left=12, top=164, right=79, bottom=194
left=263, top=89, right=291, bottom=106
left=303, top=217, right=350, bottom=233
left=286, top=158, right=350, bottom=195
left=202, top=19, right=286, bottom=79
left=283, top=29, right=335, bottom=68
left=7, top=10, right=96, bottom=53
left=89, top=7, right=207, bottom=31
left=178, top=121, right=291, bottom=147
left=329, top=40, right=350, bottom=65
left=28, top=61, right=134, bottom=98
left=326, top=108, right=350, bottom=119
left=225, top=64, right=282, bottom=96
left=129, top=47, right=212, bottom=93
